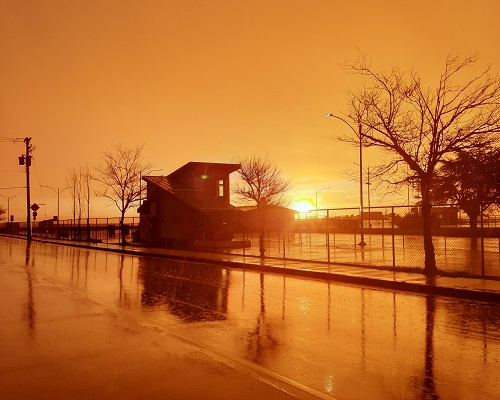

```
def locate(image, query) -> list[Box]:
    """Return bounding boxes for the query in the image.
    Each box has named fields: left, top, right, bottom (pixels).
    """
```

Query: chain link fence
left=223, top=204, right=500, bottom=279
left=2, top=204, right=499, bottom=279
left=1, top=217, right=140, bottom=244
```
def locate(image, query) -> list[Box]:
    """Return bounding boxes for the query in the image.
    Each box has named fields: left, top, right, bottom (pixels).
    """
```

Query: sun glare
left=292, top=199, right=316, bottom=213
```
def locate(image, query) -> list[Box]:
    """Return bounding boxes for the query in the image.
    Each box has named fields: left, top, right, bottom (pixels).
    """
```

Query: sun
left=292, top=199, right=316, bottom=213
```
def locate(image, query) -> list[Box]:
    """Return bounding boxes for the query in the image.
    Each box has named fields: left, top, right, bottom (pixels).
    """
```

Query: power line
left=0, top=137, right=25, bottom=143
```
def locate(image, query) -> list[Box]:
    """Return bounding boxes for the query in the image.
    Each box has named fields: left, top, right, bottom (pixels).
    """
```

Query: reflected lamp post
left=326, top=113, right=366, bottom=245
left=1, top=195, right=17, bottom=221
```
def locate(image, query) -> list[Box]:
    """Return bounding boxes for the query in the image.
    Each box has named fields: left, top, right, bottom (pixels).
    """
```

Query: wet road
left=1, top=237, right=499, bottom=399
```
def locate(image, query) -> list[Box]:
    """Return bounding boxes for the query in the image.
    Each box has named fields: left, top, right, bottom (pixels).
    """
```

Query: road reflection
left=5, top=238, right=500, bottom=400
left=24, top=241, right=36, bottom=337
left=138, top=257, right=229, bottom=322
left=135, top=253, right=500, bottom=399
left=245, top=273, right=279, bottom=363
left=422, top=296, right=439, bottom=400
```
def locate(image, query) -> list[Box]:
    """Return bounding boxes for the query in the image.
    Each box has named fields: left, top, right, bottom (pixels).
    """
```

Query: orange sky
left=1, top=0, right=499, bottom=219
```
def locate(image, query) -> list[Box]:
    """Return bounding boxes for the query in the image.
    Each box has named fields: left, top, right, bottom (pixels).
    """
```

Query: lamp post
left=40, top=185, right=70, bottom=226
left=326, top=113, right=366, bottom=245
left=353, top=163, right=372, bottom=229
left=1, top=195, right=17, bottom=221
left=315, top=187, right=330, bottom=210
left=366, top=166, right=371, bottom=229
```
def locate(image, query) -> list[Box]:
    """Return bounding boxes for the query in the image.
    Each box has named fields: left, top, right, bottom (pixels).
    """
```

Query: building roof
left=142, top=162, right=241, bottom=212
left=237, top=205, right=295, bottom=213
left=168, top=161, right=240, bottom=181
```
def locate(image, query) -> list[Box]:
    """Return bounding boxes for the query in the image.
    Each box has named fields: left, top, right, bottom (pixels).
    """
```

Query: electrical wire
left=0, top=137, right=24, bottom=143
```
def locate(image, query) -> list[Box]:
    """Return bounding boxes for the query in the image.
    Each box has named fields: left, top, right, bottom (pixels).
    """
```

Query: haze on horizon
left=1, top=0, right=499, bottom=219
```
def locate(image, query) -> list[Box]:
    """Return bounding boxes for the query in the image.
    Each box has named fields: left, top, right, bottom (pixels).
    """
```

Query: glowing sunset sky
left=1, top=0, right=499, bottom=219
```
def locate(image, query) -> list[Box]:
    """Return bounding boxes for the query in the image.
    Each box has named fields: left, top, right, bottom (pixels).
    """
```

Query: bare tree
left=80, top=164, right=93, bottom=239
left=0, top=206, right=6, bottom=222
left=67, top=166, right=85, bottom=240
left=233, top=156, right=291, bottom=257
left=94, top=143, right=151, bottom=245
left=338, top=54, right=500, bottom=275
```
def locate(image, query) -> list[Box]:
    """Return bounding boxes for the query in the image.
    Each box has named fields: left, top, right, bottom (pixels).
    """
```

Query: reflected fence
left=1, top=204, right=500, bottom=279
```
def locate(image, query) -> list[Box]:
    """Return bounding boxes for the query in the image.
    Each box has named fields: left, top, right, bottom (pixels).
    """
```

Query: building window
left=218, top=179, right=224, bottom=197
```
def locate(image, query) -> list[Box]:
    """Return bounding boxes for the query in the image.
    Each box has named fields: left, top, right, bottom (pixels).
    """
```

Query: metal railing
left=1, top=217, right=140, bottom=244
left=223, top=205, right=500, bottom=279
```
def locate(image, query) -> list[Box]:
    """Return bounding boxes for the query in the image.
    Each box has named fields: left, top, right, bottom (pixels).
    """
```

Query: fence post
left=481, top=204, right=485, bottom=276
left=327, top=210, right=330, bottom=263
left=391, top=206, right=396, bottom=270
left=282, top=227, right=286, bottom=260
left=243, top=214, right=246, bottom=257
left=382, top=216, right=385, bottom=248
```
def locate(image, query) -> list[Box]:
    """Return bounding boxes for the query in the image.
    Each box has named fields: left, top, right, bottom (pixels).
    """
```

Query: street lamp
left=315, top=187, right=330, bottom=210
left=40, top=185, right=71, bottom=225
left=326, top=113, right=366, bottom=245
left=1, top=195, right=17, bottom=221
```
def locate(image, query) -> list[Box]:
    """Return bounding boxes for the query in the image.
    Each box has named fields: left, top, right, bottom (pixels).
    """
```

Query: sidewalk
left=16, top=235, right=500, bottom=303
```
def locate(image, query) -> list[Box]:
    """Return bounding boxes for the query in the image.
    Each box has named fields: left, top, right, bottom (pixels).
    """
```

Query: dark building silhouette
left=138, top=162, right=242, bottom=248
left=235, top=205, right=295, bottom=233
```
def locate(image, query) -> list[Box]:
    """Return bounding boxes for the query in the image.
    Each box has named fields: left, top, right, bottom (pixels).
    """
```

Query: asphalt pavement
left=2, top=235, right=500, bottom=400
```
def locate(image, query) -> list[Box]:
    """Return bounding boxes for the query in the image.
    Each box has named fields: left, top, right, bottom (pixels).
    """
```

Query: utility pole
left=19, top=137, right=33, bottom=240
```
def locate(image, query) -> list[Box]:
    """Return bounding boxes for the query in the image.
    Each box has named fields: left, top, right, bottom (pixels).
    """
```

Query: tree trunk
left=259, top=231, right=265, bottom=258
left=259, top=207, right=266, bottom=258
left=421, top=191, right=438, bottom=276
left=120, top=211, right=126, bottom=245
left=469, top=213, right=479, bottom=250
